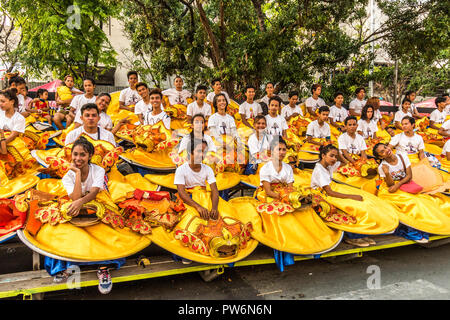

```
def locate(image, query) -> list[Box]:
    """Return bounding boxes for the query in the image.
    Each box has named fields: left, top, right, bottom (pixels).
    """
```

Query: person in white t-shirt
left=7, top=76, right=28, bottom=117
left=338, top=116, right=368, bottom=165
left=186, top=85, right=211, bottom=123
left=246, top=115, right=270, bottom=174
left=404, top=91, right=423, bottom=119
left=119, top=71, right=141, bottom=112
left=306, top=106, right=331, bottom=146
left=305, top=83, right=327, bottom=117
left=365, top=97, right=384, bottom=126
left=65, top=103, right=117, bottom=146
left=143, top=89, right=171, bottom=130
left=73, top=93, right=125, bottom=136
left=438, top=119, right=450, bottom=137
left=174, top=139, right=219, bottom=220
left=134, top=82, right=153, bottom=125
left=442, top=139, right=450, bottom=161
left=388, top=116, right=425, bottom=160
left=62, top=78, right=97, bottom=128
left=394, top=98, right=413, bottom=130
left=177, top=114, right=216, bottom=154
left=281, top=91, right=303, bottom=121
left=162, top=76, right=192, bottom=107
left=0, top=89, right=26, bottom=152
left=349, top=87, right=366, bottom=117
left=429, top=96, right=447, bottom=130
left=260, top=138, right=294, bottom=192
left=265, top=96, right=288, bottom=140
left=239, top=85, right=263, bottom=129
left=207, top=93, right=239, bottom=141
left=357, top=105, right=378, bottom=139
left=206, top=79, right=230, bottom=106
left=328, top=92, right=348, bottom=132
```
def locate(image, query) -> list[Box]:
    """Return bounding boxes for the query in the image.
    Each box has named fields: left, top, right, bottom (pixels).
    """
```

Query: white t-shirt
left=349, top=98, right=366, bottom=114
left=442, top=140, right=450, bottom=156
left=389, top=132, right=424, bottom=155
left=64, top=126, right=117, bottom=146
left=206, top=91, right=230, bottom=104
left=329, top=105, right=348, bottom=123
left=186, top=101, right=212, bottom=118
left=134, top=100, right=153, bottom=116
left=378, top=152, right=410, bottom=181
left=17, top=94, right=26, bottom=113
left=265, top=114, right=288, bottom=137
left=177, top=133, right=217, bottom=154
left=409, top=103, right=418, bottom=115
left=162, top=88, right=191, bottom=106
left=247, top=133, right=271, bottom=164
left=239, top=101, right=262, bottom=119
left=394, top=109, right=412, bottom=123
left=338, top=132, right=367, bottom=155
left=70, top=94, right=97, bottom=114
left=173, top=163, right=216, bottom=189
left=441, top=120, right=450, bottom=135
left=259, top=161, right=294, bottom=186
left=62, top=163, right=105, bottom=196
left=305, top=96, right=327, bottom=113
left=281, top=104, right=303, bottom=119
left=0, top=111, right=26, bottom=133
left=430, top=109, right=447, bottom=124
left=310, top=161, right=340, bottom=189
left=373, top=109, right=382, bottom=123
left=306, top=120, right=331, bottom=139
left=143, top=110, right=171, bottom=129
left=357, top=119, right=378, bottom=139
left=119, top=87, right=141, bottom=106
left=207, top=113, right=237, bottom=136
left=74, top=111, right=113, bottom=130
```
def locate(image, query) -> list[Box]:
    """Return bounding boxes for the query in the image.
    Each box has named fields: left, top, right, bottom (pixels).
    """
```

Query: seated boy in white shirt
left=239, top=85, right=263, bottom=129
left=143, top=89, right=171, bottom=129
left=186, top=85, right=211, bottom=123
left=306, top=106, right=331, bottom=146
left=281, top=91, right=303, bottom=121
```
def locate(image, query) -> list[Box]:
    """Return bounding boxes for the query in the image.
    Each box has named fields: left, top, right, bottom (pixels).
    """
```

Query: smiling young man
left=119, top=71, right=141, bottom=112
left=162, top=76, right=192, bottom=107
left=143, top=88, right=171, bottom=129
left=64, top=103, right=117, bottom=146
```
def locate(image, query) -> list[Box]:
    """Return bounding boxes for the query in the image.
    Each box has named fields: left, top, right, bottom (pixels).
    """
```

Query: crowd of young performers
left=0, top=71, right=449, bottom=295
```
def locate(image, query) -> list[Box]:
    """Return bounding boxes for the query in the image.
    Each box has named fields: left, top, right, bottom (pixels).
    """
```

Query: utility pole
left=368, top=0, right=375, bottom=97
left=393, top=59, right=398, bottom=108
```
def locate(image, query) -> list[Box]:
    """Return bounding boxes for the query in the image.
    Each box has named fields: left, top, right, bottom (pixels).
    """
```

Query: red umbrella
left=29, top=79, right=63, bottom=92
left=415, top=97, right=437, bottom=109
left=379, top=100, right=393, bottom=106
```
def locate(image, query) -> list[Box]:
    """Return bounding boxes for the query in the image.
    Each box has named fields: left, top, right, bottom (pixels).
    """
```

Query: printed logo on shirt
left=405, top=142, right=418, bottom=154
left=390, top=169, right=406, bottom=181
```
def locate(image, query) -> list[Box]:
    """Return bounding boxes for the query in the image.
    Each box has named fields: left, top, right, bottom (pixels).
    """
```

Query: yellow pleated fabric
left=36, top=179, right=67, bottom=197
left=424, top=143, right=443, bottom=156
left=106, top=91, right=139, bottom=125
left=148, top=189, right=259, bottom=264
left=377, top=183, right=450, bottom=235
left=332, top=173, right=377, bottom=189
left=293, top=170, right=399, bottom=235
left=228, top=195, right=343, bottom=254
left=0, top=174, right=40, bottom=199
left=22, top=223, right=152, bottom=261
left=297, top=151, right=320, bottom=162
left=170, top=119, right=189, bottom=130
left=240, top=174, right=260, bottom=188
left=144, top=172, right=241, bottom=191
left=120, top=148, right=176, bottom=170
left=440, top=158, right=450, bottom=173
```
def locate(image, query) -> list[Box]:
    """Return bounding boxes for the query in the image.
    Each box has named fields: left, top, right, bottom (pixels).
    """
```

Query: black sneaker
left=97, top=267, right=112, bottom=294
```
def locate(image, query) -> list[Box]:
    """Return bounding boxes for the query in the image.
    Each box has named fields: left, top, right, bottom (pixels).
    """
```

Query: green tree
left=1, top=0, right=118, bottom=83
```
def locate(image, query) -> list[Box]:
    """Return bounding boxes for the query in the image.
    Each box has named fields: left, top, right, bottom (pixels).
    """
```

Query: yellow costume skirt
left=120, top=148, right=176, bottom=171
left=148, top=189, right=259, bottom=264
left=19, top=191, right=152, bottom=261
left=145, top=172, right=241, bottom=191
left=332, top=173, right=377, bottom=189
left=377, top=183, right=450, bottom=235
left=293, top=170, right=399, bottom=235
left=228, top=195, right=343, bottom=255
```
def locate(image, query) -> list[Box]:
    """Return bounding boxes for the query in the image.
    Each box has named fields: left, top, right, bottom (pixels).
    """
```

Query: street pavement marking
left=312, top=279, right=449, bottom=300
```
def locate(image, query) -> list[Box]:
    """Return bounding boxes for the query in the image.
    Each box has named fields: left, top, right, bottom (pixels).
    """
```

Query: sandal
left=53, top=270, right=70, bottom=283
left=344, top=238, right=369, bottom=247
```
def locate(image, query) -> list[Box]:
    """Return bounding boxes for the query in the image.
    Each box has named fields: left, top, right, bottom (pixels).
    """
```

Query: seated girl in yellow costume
left=356, top=104, right=385, bottom=154
left=241, top=115, right=271, bottom=186
left=22, top=137, right=153, bottom=294
left=0, top=89, right=40, bottom=198
left=310, top=144, right=399, bottom=247
left=53, top=75, right=83, bottom=130
left=334, top=116, right=378, bottom=187
left=150, top=138, right=255, bottom=264
left=229, top=138, right=343, bottom=271
left=394, top=99, right=413, bottom=130
left=373, top=143, right=450, bottom=242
